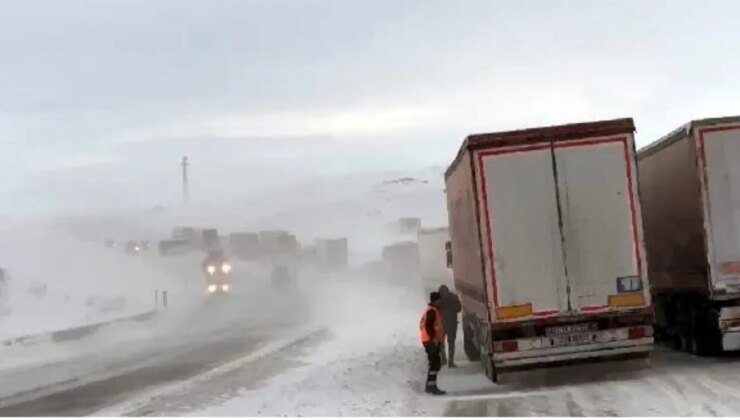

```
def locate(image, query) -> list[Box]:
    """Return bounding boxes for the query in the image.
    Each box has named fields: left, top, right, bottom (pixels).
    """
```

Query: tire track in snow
left=96, top=326, right=327, bottom=416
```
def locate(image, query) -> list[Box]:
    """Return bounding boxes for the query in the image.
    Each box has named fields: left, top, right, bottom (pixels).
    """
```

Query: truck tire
left=483, top=354, right=497, bottom=382
left=463, top=319, right=481, bottom=361
left=695, top=309, right=722, bottom=356
left=472, top=318, right=498, bottom=382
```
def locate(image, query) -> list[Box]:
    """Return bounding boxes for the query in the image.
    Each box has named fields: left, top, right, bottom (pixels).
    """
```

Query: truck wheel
left=481, top=353, right=497, bottom=383
left=676, top=305, right=694, bottom=354
left=668, top=328, right=683, bottom=351
left=695, top=310, right=722, bottom=356
left=463, top=321, right=480, bottom=361
left=476, top=333, right=498, bottom=382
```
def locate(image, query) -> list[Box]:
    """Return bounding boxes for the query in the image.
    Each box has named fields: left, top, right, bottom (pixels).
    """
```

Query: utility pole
left=181, top=156, right=190, bottom=204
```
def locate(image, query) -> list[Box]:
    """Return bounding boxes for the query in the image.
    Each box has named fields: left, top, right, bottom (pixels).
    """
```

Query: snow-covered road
left=184, top=331, right=740, bottom=417
left=0, top=280, right=321, bottom=416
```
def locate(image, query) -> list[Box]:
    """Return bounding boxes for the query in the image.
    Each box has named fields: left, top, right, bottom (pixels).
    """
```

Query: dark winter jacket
left=438, top=285, right=461, bottom=328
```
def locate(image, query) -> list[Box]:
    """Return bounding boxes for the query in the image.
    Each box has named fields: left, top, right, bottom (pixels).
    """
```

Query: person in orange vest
left=420, top=291, right=446, bottom=395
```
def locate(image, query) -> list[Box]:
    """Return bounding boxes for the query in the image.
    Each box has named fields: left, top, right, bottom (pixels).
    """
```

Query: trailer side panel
left=638, top=134, right=707, bottom=292
left=446, top=149, right=489, bottom=320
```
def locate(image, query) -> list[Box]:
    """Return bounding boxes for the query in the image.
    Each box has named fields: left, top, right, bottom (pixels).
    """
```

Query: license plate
left=546, top=323, right=594, bottom=337
left=552, top=333, right=595, bottom=346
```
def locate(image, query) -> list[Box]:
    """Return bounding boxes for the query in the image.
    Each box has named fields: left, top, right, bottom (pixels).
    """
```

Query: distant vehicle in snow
left=105, top=239, right=117, bottom=249
left=260, top=230, right=299, bottom=259
left=125, top=241, right=141, bottom=255
left=315, top=238, right=348, bottom=271
left=382, top=241, right=420, bottom=284
left=158, top=238, right=190, bottom=256
left=0, top=267, right=7, bottom=293
left=172, top=226, right=221, bottom=252
left=271, top=265, right=292, bottom=288
left=398, top=217, right=422, bottom=234
left=139, top=240, right=151, bottom=251
left=202, top=250, right=232, bottom=295
left=228, top=232, right=261, bottom=260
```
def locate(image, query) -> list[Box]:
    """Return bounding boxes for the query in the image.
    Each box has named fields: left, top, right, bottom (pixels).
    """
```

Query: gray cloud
left=3, top=0, right=740, bottom=215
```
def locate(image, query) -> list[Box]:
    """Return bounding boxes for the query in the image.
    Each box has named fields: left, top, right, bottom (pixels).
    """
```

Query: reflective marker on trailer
left=495, top=303, right=533, bottom=320
left=494, top=340, right=519, bottom=353
left=628, top=326, right=653, bottom=340
left=608, top=293, right=645, bottom=308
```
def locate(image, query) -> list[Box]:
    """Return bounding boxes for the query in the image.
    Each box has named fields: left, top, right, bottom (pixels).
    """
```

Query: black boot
left=425, top=384, right=446, bottom=395
left=425, top=370, right=445, bottom=395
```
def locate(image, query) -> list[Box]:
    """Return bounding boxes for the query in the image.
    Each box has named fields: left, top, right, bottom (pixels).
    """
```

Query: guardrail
left=2, top=310, right=157, bottom=347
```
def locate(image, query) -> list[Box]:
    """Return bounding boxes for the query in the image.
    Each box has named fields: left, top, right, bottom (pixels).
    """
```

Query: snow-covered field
left=0, top=225, right=187, bottom=340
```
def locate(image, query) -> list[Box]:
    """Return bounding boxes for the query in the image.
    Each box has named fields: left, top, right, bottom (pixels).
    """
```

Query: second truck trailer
left=639, top=116, right=740, bottom=355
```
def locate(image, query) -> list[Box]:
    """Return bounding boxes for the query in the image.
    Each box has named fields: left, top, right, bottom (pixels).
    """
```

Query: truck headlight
left=221, top=263, right=232, bottom=274
left=207, top=265, right=216, bottom=275
left=222, top=284, right=230, bottom=292
left=207, top=284, right=217, bottom=293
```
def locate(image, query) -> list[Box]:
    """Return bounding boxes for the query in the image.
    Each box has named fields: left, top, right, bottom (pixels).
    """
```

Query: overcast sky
left=2, top=0, right=740, bottom=215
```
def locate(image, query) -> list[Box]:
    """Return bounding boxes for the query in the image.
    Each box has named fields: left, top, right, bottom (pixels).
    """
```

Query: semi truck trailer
left=228, top=232, right=261, bottom=260
left=417, top=227, right=454, bottom=295
left=382, top=241, right=420, bottom=284
left=638, top=116, right=740, bottom=355
left=445, top=118, right=653, bottom=382
left=315, top=238, right=349, bottom=271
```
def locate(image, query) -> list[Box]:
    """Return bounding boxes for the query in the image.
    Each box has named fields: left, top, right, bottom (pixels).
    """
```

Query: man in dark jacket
left=438, top=285, right=462, bottom=368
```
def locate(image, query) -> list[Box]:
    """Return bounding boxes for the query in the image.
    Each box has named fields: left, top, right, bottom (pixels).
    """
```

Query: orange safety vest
left=419, top=305, right=445, bottom=344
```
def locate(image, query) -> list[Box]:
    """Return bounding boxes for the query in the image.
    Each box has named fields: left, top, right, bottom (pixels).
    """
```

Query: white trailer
left=417, top=227, right=454, bottom=295
left=446, top=118, right=653, bottom=382
left=639, top=116, right=740, bottom=354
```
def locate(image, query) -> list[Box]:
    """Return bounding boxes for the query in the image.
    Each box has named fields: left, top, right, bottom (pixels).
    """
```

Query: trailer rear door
left=479, top=147, right=569, bottom=318
left=555, top=139, right=644, bottom=311
left=699, top=125, right=740, bottom=290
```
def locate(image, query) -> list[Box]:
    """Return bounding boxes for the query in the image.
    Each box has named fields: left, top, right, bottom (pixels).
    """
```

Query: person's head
left=429, top=291, right=442, bottom=307
left=438, top=285, right=449, bottom=296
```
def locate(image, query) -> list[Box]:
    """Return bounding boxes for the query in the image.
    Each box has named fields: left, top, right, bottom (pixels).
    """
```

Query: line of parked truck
left=444, top=115, right=740, bottom=382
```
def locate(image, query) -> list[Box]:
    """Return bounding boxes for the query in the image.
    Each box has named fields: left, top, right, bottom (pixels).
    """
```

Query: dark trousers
left=423, top=342, right=442, bottom=389
left=446, top=328, right=457, bottom=366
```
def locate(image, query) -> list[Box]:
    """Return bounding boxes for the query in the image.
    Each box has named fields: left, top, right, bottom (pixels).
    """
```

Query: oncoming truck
left=445, top=118, right=653, bottom=382
left=638, top=116, right=740, bottom=355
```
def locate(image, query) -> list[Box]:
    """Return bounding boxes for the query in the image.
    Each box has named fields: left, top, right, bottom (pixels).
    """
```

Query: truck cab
left=202, top=250, right=232, bottom=294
